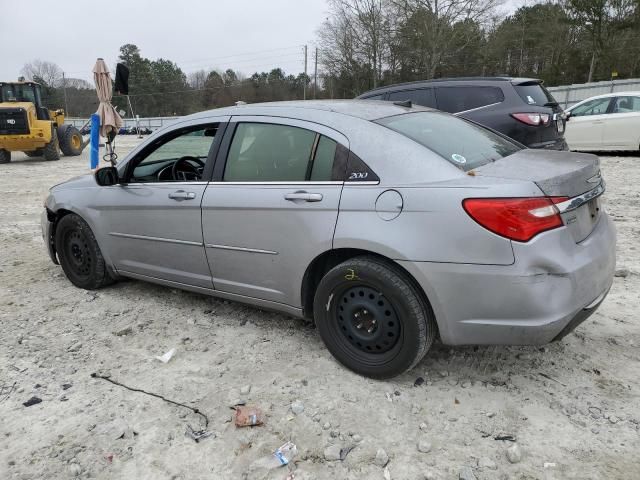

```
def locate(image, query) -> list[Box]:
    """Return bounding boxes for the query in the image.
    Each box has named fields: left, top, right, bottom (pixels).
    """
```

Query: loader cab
left=0, top=81, right=49, bottom=120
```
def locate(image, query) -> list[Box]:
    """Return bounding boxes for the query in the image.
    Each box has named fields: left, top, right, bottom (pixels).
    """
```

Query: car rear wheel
left=55, top=214, right=113, bottom=290
left=313, top=256, right=436, bottom=379
left=0, top=149, right=10, bottom=164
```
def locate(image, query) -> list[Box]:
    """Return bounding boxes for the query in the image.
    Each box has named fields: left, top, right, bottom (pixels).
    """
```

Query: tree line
left=319, top=0, right=640, bottom=97
left=18, top=0, right=640, bottom=118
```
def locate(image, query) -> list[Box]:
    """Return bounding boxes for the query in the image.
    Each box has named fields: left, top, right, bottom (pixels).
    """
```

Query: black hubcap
left=65, top=230, right=92, bottom=276
left=337, top=286, right=400, bottom=354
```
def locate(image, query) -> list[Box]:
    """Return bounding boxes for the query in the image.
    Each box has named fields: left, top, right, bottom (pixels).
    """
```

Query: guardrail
left=548, top=78, right=640, bottom=108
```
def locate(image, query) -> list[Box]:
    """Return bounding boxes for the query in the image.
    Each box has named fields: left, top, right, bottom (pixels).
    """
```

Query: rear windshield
left=514, top=83, right=557, bottom=106
left=376, top=112, right=521, bottom=171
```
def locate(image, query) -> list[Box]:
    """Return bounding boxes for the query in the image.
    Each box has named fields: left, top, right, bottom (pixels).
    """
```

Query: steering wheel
left=171, top=156, right=205, bottom=181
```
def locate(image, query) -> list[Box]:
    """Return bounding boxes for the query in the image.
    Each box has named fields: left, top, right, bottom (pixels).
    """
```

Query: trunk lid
left=475, top=149, right=603, bottom=243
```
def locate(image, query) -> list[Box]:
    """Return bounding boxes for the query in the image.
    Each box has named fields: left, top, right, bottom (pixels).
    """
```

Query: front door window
left=571, top=98, right=612, bottom=117
left=131, top=125, right=218, bottom=182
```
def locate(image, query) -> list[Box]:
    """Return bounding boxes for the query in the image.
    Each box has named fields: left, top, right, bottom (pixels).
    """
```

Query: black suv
left=357, top=77, right=568, bottom=150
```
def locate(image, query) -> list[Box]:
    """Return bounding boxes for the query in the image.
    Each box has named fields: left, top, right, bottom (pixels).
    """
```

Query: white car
left=565, top=91, right=640, bottom=151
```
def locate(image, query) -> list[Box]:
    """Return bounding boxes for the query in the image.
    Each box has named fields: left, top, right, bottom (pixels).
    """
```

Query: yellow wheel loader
left=0, top=81, right=86, bottom=163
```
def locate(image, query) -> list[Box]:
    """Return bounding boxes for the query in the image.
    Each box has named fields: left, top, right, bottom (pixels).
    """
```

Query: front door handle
left=284, top=191, right=323, bottom=202
left=168, top=190, right=196, bottom=201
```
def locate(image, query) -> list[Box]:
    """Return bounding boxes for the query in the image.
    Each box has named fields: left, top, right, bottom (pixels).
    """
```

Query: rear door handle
left=168, top=190, right=196, bottom=200
left=284, top=191, right=323, bottom=202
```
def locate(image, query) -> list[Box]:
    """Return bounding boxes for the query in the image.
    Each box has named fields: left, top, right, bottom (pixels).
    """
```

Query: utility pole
left=303, top=45, right=308, bottom=100
left=62, top=72, right=69, bottom=116
left=314, top=48, right=318, bottom=99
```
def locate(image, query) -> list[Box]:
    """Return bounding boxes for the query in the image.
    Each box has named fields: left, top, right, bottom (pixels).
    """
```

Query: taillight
left=511, top=113, right=550, bottom=126
left=462, top=197, right=568, bottom=242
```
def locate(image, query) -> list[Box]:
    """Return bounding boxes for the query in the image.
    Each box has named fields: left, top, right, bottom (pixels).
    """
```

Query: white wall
left=548, top=78, right=640, bottom=108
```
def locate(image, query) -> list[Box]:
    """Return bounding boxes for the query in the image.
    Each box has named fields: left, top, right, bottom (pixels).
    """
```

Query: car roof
left=357, top=77, right=542, bottom=96
left=185, top=99, right=435, bottom=122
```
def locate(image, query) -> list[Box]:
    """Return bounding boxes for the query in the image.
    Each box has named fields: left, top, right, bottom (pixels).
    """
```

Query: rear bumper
left=528, top=137, right=569, bottom=151
left=398, top=213, right=616, bottom=345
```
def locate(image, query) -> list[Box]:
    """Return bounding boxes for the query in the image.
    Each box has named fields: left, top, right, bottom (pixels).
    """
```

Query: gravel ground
left=0, top=139, right=639, bottom=480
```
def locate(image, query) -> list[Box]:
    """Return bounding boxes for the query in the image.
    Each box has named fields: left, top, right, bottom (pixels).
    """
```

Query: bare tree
left=187, top=69, right=208, bottom=89
left=392, top=0, right=502, bottom=78
left=320, top=0, right=394, bottom=90
left=64, top=78, right=92, bottom=89
left=20, top=60, right=63, bottom=87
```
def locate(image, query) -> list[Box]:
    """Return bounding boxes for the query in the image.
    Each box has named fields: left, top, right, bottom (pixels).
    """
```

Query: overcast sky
left=0, top=0, right=330, bottom=83
left=0, top=0, right=522, bottom=83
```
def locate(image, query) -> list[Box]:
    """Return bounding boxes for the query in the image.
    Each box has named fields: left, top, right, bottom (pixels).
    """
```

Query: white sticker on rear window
left=451, top=153, right=467, bottom=164
left=527, top=95, right=535, bottom=104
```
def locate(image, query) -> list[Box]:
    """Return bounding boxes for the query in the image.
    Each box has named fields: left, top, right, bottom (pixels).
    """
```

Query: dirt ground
left=1, top=138, right=638, bottom=480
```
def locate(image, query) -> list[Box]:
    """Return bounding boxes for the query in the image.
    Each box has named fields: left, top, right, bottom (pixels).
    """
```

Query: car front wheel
left=55, top=213, right=114, bottom=290
left=313, top=256, right=436, bottom=379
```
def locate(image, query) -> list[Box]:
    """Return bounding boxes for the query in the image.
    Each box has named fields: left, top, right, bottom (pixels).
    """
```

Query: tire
left=58, top=125, right=83, bottom=156
left=313, top=256, right=437, bottom=379
left=55, top=213, right=114, bottom=290
left=0, top=149, right=10, bottom=164
left=24, top=149, right=44, bottom=157
left=43, top=126, right=60, bottom=161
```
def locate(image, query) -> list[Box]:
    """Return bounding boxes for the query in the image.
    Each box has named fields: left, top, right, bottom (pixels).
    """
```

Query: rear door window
left=514, top=83, right=557, bottom=106
left=612, top=96, right=640, bottom=113
left=224, top=123, right=340, bottom=182
left=376, top=111, right=521, bottom=171
left=388, top=88, right=436, bottom=108
left=435, top=86, right=504, bottom=113
left=310, top=135, right=338, bottom=181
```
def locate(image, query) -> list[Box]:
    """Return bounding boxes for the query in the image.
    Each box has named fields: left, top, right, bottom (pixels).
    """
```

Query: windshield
left=376, top=112, right=522, bottom=171
left=514, top=83, right=557, bottom=106
left=0, top=84, right=37, bottom=103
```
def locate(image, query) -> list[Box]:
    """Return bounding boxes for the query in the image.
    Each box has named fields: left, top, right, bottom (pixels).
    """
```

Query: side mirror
left=564, top=111, right=572, bottom=121
left=95, top=166, right=120, bottom=186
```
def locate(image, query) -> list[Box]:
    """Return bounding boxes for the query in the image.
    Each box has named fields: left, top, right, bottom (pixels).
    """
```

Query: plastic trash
left=255, top=441, right=297, bottom=469
left=185, top=424, right=214, bottom=443
left=155, top=348, right=176, bottom=363
left=235, top=406, right=264, bottom=427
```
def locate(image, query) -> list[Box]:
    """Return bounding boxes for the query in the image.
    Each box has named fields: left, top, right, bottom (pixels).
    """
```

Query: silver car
left=41, top=100, right=616, bottom=378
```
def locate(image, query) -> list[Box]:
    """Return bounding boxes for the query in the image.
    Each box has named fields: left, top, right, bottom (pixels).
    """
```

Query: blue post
left=90, top=114, right=100, bottom=169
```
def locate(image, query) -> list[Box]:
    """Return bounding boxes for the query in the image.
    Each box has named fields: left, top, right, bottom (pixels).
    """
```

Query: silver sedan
left=41, top=100, right=616, bottom=378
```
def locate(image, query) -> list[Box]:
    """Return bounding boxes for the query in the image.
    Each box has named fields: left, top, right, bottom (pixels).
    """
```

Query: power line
left=61, top=45, right=305, bottom=76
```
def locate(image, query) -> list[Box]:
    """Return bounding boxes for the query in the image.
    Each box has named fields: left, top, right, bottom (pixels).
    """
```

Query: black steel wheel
left=314, top=256, right=437, bottom=379
left=337, top=285, right=401, bottom=354
left=55, top=214, right=114, bottom=290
